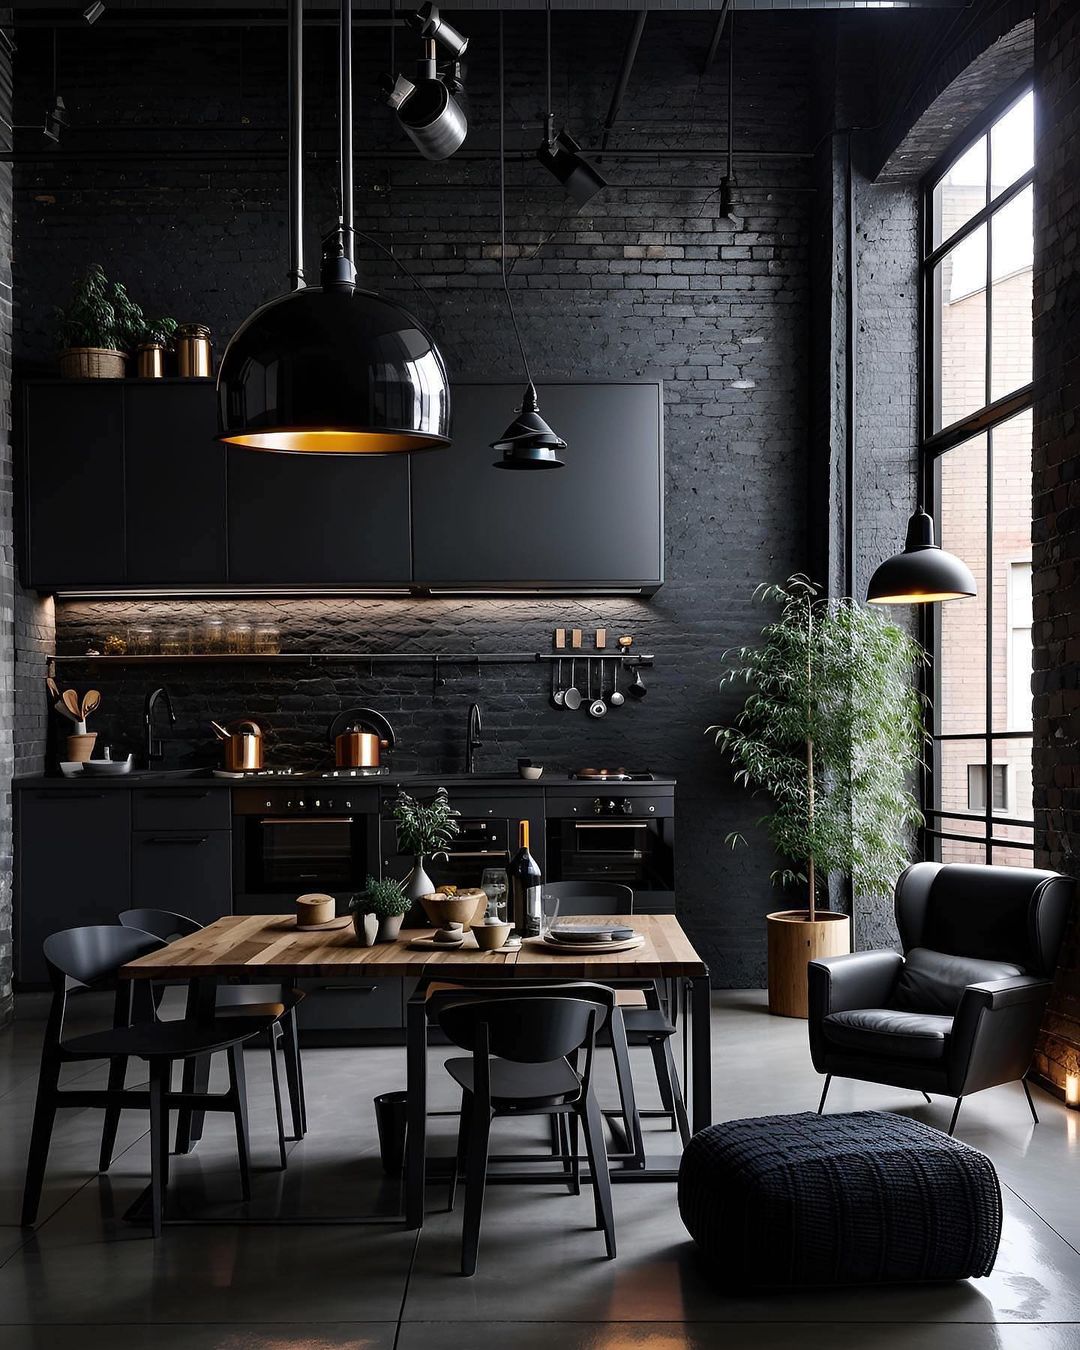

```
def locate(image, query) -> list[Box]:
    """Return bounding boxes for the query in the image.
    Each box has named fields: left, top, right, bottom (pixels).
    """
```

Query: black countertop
left=14, top=770, right=677, bottom=792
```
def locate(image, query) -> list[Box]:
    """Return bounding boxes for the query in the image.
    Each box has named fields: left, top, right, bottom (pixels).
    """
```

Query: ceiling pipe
left=288, top=0, right=304, bottom=288
left=700, top=0, right=731, bottom=75
left=598, top=10, right=646, bottom=159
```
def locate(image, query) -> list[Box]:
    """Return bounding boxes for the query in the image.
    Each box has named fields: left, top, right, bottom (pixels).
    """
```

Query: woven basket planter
left=59, top=347, right=127, bottom=379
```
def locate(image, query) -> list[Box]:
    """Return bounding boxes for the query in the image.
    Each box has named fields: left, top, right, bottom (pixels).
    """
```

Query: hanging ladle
left=563, top=657, right=582, bottom=711
left=609, top=659, right=625, bottom=707
left=588, top=659, right=608, bottom=719
left=628, top=663, right=648, bottom=700
left=551, top=657, right=565, bottom=708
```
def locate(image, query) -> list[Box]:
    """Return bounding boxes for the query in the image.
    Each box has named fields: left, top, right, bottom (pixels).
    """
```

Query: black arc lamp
left=492, top=13, right=565, bottom=470
left=866, top=507, right=977, bottom=605
left=217, top=0, right=450, bottom=456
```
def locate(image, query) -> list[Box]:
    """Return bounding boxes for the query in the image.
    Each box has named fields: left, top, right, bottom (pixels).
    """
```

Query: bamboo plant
left=708, top=575, right=926, bottom=921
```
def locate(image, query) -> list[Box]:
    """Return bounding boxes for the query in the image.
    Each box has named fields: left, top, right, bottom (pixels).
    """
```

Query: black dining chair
left=436, top=986, right=617, bottom=1276
left=118, top=908, right=307, bottom=1167
left=542, top=881, right=690, bottom=1143
left=23, top=924, right=265, bottom=1237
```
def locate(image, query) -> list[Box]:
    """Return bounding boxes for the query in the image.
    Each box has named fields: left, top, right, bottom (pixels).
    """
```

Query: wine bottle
left=508, top=818, right=542, bottom=936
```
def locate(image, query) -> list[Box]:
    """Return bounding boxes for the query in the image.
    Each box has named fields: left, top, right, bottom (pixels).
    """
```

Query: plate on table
left=407, top=933, right=518, bottom=954
left=548, top=925, right=635, bottom=944
left=525, top=934, right=645, bottom=955
left=270, top=915, right=352, bottom=933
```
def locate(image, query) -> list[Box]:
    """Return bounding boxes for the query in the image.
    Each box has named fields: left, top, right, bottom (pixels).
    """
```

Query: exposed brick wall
left=1031, top=0, right=1080, bottom=1093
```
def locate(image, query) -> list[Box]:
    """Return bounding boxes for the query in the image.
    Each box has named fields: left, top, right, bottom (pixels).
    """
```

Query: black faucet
left=465, top=702, right=483, bottom=774
left=144, top=686, right=176, bottom=766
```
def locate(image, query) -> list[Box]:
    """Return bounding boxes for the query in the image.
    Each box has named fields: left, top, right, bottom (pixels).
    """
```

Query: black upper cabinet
left=22, top=382, right=126, bottom=589
left=411, top=383, right=664, bottom=590
left=125, top=382, right=227, bottom=585
left=226, top=446, right=412, bottom=586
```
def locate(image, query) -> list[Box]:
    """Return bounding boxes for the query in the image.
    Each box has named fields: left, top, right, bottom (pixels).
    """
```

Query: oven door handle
left=259, top=817, right=355, bottom=825
left=573, top=822, right=649, bottom=830
left=442, top=849, right=510, bottom=858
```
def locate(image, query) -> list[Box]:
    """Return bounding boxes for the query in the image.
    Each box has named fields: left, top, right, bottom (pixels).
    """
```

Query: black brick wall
left=9, top=10, right=942, bottom=989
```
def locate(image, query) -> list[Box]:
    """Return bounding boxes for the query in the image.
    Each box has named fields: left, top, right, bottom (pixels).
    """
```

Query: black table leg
left=689, top=971, right=712, bottom=1134
left=404, top=992, right=428, bottom=1229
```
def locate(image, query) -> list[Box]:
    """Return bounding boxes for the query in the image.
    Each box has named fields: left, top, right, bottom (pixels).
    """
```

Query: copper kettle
left=328, top=708, right=396, bottom=769
left=213, top=718, right=264, bottom=772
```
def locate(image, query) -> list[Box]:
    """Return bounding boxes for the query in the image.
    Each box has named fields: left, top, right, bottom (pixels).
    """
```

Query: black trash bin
left=374, top=1091, right=408, bottom=1175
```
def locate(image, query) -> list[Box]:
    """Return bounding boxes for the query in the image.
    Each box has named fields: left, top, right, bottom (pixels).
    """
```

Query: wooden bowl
left=419, top=889, right=488, bottom=931
left=474, top=921, right=513, bottom=951
left=296, top=892, right=336, bottom=927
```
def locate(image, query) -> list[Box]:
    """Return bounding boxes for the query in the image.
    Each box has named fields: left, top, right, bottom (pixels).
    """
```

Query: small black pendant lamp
left=491, top=12, right=566, bottom=470
left=217, top=0, right=451, bottom=455
left=866, top=507, right=977, bottom=605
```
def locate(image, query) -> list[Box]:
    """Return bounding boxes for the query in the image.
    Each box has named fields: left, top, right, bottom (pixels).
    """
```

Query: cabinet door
left=22, top=383, right=126, bottom=589
left=15, top=789, right=131, bottom=984
left=131, top=830, right=232, bottom=926
left=125, top=383, right=227, bottom=584
left=227, top=448, right=412, bottom=585
left=411, top=382, right=664, bottom=588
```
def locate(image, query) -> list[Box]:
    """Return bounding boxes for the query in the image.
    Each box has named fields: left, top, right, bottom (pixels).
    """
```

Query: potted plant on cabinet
left=708, top=575, right=925, bottom=1017
left=55, top=264, right=148, bottom=379
left=391, top=786, right=460, bottom=903
left=349, top=875, right=411, bottom=946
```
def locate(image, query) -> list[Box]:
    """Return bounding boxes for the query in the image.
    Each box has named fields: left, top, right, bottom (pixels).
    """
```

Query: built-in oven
left=545, top=788, right=675, bottom=912
left=232, top=786, right=380, bottom=913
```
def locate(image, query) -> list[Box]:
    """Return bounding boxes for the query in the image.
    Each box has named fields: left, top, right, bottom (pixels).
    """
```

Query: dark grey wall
left=10, top=9, right=941, bottom=987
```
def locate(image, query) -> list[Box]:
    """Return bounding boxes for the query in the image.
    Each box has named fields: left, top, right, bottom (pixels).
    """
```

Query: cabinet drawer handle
left=144, top=835, right=209, bottom=846
left=144, top=789, right=211, bottom=799
left=35, top=790, right=104, bottom=799
left=315, top=983, right=378, bottom=994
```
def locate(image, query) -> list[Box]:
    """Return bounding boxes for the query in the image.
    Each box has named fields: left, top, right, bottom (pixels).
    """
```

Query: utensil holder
left=65, top=732, right=97, bottom=763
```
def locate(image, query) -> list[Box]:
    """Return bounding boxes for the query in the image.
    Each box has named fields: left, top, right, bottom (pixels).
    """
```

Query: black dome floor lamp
left=866, top=506, right=977, bottom=605
left=217, top=0, right=451, bottom=456
left=491, top=12, right=566, bottom=470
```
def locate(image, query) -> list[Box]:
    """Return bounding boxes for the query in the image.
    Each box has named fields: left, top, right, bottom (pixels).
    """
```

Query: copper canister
left=136, top=343, right=165, bottom=378
left=176, top=323, right=213, bottom=378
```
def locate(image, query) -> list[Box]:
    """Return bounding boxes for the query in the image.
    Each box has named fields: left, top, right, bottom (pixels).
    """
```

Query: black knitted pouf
left=678, top=1111, right=1002, bottom=1288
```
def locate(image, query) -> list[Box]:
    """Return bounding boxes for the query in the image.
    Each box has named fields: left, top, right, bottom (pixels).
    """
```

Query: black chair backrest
left=541, top=882, right=633, bottom=916
left=43, top=924, right=166, bottom=991
left=438, top=994, right=608, bottom=1064
left=119, top=908, right=203, bottom=943
left=895, top=862, right=1074, bottom=976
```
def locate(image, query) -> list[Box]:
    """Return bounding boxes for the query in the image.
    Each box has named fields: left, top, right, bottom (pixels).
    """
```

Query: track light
left=383, top=5, right=469, bottom=161
left=535, top=1, right=605, bottom=210
left=43, top=94, right=67, bottom=143
left=83, top=3, right=105, bottom=24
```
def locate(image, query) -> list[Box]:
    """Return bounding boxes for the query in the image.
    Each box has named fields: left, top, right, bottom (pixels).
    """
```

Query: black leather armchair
left=808, top=862, right=1073, bottom=1134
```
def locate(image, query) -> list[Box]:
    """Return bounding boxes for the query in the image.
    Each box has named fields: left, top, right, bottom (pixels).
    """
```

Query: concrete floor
left=1, top=989, right=1079, bottom=1349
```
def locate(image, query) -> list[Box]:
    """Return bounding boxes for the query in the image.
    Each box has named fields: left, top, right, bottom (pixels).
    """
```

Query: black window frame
left=918, top=77, right=1035, bottom=864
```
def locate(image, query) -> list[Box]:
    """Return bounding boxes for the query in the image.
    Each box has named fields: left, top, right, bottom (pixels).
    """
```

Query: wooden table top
left=120, top=913, right=707, bottom=981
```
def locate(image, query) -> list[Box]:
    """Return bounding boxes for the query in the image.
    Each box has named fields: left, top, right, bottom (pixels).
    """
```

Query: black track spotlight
left=83, top=3, right=105, bottom=24
left=535, top=0, right=605, bottom=209
left=406, top=3, right=468, bottom=60
left=43, top=94, right=67, bottom=143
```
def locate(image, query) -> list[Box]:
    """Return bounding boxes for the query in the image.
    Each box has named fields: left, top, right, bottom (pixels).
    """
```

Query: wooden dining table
left=121, top=913, right=712, bottom=1229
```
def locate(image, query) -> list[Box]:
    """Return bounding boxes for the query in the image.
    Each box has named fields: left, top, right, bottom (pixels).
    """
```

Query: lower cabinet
left=295, top=977, right=405, bottom=1036
left=131, top=830, right=232, bottom=925
left=16, top=789, right=132, bottom=985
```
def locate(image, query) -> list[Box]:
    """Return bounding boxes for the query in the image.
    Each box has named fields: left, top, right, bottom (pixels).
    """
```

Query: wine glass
left=540, top=892, right=561, bottom=940
left=480, top=867, right=509, bottom=922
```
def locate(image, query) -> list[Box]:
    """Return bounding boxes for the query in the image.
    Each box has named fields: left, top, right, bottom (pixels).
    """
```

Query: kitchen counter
left=14, top=770, right=677, bottom=791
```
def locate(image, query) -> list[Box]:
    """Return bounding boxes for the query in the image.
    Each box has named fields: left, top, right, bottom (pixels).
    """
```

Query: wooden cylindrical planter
left=766, top=909, right=851, bottom=1019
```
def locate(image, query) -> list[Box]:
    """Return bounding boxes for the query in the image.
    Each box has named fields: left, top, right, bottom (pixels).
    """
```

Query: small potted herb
left=391, top=786, right=460, bottom=902
left=349, top=875, right=411, bottom=946
left=55, top=264, right=147, bottom=378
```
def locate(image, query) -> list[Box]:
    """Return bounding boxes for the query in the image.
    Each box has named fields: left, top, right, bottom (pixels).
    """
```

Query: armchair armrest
left=808, top=951, right=904, bottom=1017
left=947, top=975, right=1054, bottom=1098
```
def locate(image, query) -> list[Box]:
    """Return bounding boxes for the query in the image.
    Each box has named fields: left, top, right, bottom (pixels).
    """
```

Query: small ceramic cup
left=474, top=921, right=513, bottom=951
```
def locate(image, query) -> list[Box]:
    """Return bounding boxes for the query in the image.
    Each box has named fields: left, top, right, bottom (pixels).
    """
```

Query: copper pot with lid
left=213, top=718, right=264, bottom=771
left=328, top=708, right=396, bottom=769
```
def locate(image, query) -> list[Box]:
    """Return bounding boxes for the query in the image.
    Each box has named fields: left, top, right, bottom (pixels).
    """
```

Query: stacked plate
left=533, top=924, right=644, bottom=955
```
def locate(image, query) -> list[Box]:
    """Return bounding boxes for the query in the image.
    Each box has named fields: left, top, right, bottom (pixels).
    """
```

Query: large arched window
left=922, top=84, right=1034, bottom=865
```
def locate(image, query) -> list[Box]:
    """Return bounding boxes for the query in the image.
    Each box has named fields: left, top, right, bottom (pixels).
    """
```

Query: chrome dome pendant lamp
left=866, top=506, right=977, bottom=605
left=491, top=13, right=566, bottom=470
left=217, top=0, right=451, bottom=455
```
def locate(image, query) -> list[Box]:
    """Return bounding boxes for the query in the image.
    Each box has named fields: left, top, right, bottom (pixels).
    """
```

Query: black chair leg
left=228, top=1044, right=253, bottom=1201
left=1022, top=1077, right=1040, bottom=1125
left=817, top=1074, right=832, bottom=1115
left=281, top=1007, right=306, bottom=1140
left=948, top=1097, right=964, bottom=1137
left=608, top=1008, right=646, bottom=1167
left=449, top=1091, right=471, bottom=1213
left=659, top=1036, right=690, bottom=1144
left=148, top=1058, right=171, bottom=1238
left=22, top=1055, right=61, bottom=1227
left=98, top=1055, right=128, bottom=1174
left=547, top=1114, right=561, bottom=1158
left=568, top=1110, right=581, bottom=1196
left=268, top=1026, right=288, bottom=1170
left=174, top=1056, right=197, bottom=1154
left=579, top=1088, right=617, bottom=1259
left=648, top=1037, right=678, bottom=1130
left=460, top=1100, right=492, bottom=1277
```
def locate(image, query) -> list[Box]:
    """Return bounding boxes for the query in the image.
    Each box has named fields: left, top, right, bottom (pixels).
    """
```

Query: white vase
left=405, top=856, right=434, bottom=902
left=353, top=911, right=379, bottom=947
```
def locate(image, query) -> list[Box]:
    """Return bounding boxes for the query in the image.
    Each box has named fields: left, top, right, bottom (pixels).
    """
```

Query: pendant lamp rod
left=339, top=0, right=354, bottom=263
left=288, top=0, right=304, bottom=288
left=500, top=12, right=532, bottom=388
left=727, top=12, right=734, bottom=184
left=544, top=0, right=553, bottom=148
